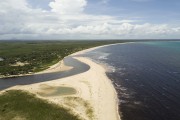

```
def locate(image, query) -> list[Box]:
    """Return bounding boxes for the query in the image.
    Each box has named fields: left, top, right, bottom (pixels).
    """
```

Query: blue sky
left=89, top=0, right=180, bottom=25
left=28, top=0, right=180, bottom=23
left=0, top=0, right=180, bottom=40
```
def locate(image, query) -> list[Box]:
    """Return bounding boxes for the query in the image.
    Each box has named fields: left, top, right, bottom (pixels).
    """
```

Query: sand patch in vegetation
left=10, top=62, right=29, bottom=67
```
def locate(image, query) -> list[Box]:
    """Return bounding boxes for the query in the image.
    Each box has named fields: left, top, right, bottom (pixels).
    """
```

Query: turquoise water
left=86, top=41, right=180, bottom=120
left=143, top=41, right=180, bottom=51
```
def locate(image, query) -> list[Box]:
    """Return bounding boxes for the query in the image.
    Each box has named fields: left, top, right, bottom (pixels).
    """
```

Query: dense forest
left=0, top=40, right=127, bottom=77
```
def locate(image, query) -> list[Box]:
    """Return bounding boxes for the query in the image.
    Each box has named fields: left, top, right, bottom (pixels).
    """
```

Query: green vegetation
left=0, top=40, right=126, bottom=77
left=0, top=90, right=81, bottom=120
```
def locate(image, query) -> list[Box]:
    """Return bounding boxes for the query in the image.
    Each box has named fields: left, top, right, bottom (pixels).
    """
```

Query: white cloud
left=49, top=0, right=87, bottom=14
left=0, top=0, right=179, bottom=40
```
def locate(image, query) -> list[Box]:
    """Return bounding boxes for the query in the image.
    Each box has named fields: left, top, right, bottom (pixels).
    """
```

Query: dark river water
left=84, top=41, right=180, bottom=120
left=0, top=56, right=90, bottom=90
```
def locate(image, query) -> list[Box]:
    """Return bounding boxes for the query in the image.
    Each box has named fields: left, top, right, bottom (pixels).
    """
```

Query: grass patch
left=0, top=90, right=81, bottom=120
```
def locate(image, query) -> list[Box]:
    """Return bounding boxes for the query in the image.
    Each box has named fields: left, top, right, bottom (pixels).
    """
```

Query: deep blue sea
left=85, top=41, right=180, bottom=120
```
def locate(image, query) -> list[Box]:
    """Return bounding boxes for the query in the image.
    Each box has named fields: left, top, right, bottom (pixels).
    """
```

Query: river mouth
left=0, top=56, right=90, bottom=91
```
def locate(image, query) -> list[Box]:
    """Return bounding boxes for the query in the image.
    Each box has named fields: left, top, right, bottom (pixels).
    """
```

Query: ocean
left=84, top=41, right=180, bottom=120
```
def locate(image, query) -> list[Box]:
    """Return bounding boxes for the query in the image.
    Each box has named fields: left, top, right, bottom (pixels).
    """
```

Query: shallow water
left=38, top=86, right=76, bottom=97
left=85, top=41, right=180, bottom=120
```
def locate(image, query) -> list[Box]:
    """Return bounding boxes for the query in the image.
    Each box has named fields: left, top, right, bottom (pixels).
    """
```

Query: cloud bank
left=0, top=0, right=179, bottom=40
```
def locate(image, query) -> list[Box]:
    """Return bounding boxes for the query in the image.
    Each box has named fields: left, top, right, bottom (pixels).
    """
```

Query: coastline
left=0, top=42, right=134, bottom=120
left=72, top=42, right=134, bottom=56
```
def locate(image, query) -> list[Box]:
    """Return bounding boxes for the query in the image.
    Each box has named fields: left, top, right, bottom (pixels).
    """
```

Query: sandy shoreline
left=0, top=42, right=132, bottom=120
left=72, top=42, right=134, bottom=56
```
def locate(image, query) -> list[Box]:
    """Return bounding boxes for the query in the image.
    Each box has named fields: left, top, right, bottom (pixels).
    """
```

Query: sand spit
left=38, top=60, right=73, bottom=74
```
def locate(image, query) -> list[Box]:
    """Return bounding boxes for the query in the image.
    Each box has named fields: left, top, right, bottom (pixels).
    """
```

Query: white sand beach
left=2, top=44, right=123, bottom=120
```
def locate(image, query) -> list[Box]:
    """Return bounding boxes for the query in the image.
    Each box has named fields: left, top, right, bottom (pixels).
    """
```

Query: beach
left=1, top=45, right=121, bottom=120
